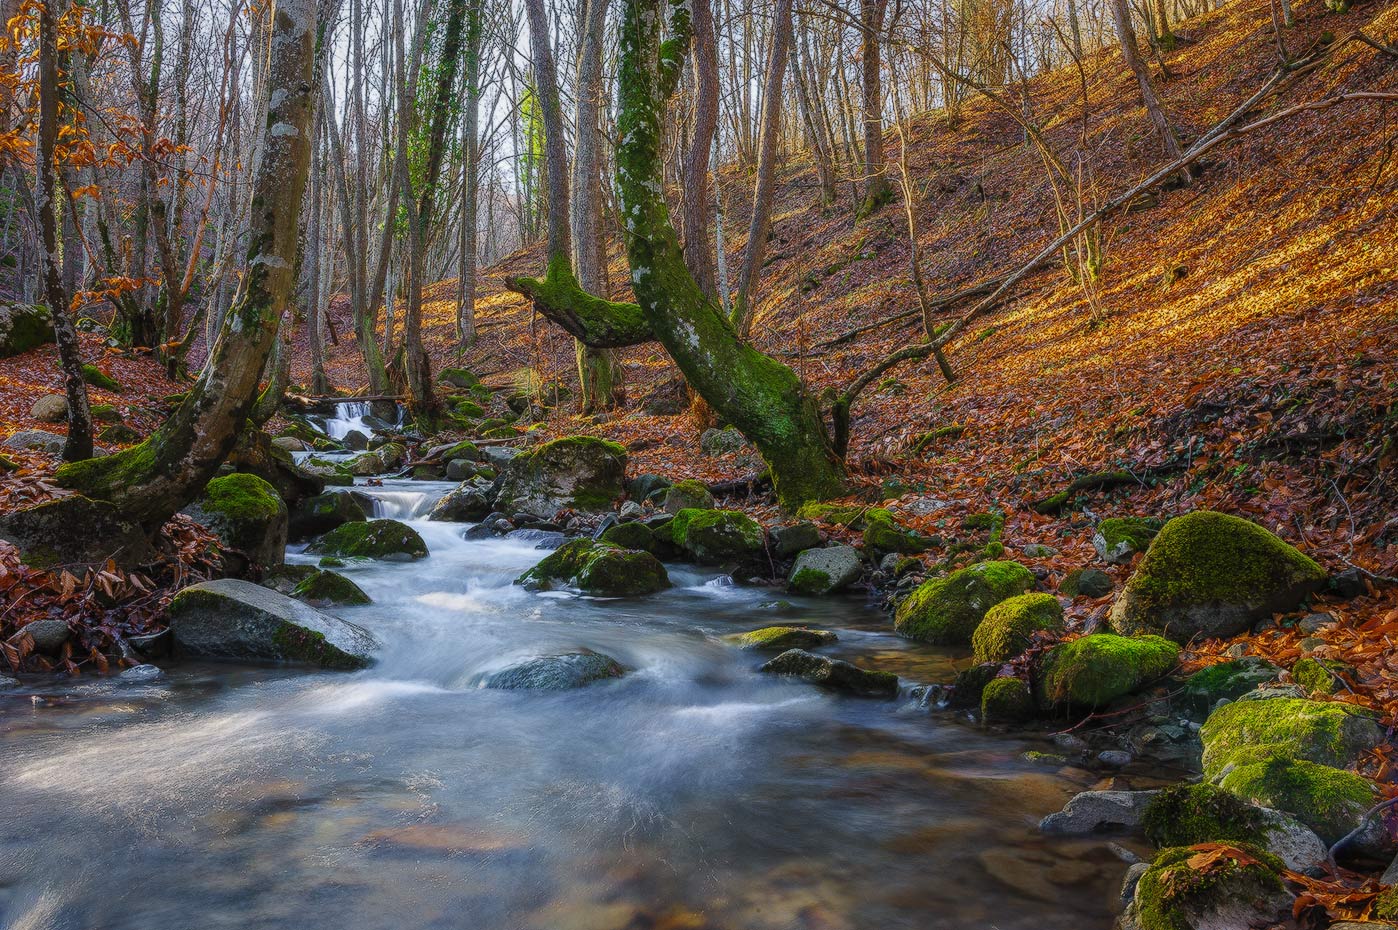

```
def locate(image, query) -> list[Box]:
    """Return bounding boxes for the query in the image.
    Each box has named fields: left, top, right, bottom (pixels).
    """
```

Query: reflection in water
left=0, top=483, right=1127, bottom=929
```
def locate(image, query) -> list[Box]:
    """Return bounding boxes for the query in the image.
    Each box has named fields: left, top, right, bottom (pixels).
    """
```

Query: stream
left=0, top=478, right=1134, bottom=929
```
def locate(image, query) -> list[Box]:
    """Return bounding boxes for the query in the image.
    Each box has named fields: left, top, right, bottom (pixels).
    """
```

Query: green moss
left=200, top=473, right=283, bottom=523
left=1181, top=657, right=1281, bottom=715
left=0, top=453, right=16, bottom=472
left=0, top=303, right=52, bottom=356
left=1133, top=843, right=1285, bottom=930
left=722, top=626, right=838, bottom=650
left=438, top=367, right=481, bottom=389
left=1199, top=697, right=1381, bottom=776
left=795, top=503, right=890, bottom=528
left=517, top=538, right=669, bottom=596
left=1109, top=510, right=1327, bottom=641
left=893, top=561, right=1035, bottom=645
left=1141, top=783, right=1271, bottom=848
left=1376, top=887, right=1398, bottom=922
left=981, top=677, right=1035, bottom=724
left=863, top=509, right=932, bottom=554
left=453, top=398, right=485, bottom=418
left=788, top=567, right=832, bottom=595
left=672, top=508, right=764, bottom=564
left=81, top=364, right=121, bottom=392
left=1218, top=757, right=1376, bottom=843
left=269, top=622, right=367, bottom=671
left=55, top=433, right=161, bottom=499
left=90, top=403, right=121, bottom=422
left=1291, top=657, right=1351, bottom=695
left=307, top=519, right=428, bottom=561
left=600, top=521, right=655, bottom=551
left=441, top=440, right=480, bottom=461
left=1035, top=634, right=1179, bottom=709
left=291, top=569, right=371, bottom=606
left=664, top=479, right=714, bottom=512
left=971, top=592, right=1064, bottom=663
left=1096, top=516, right=1161, bottom=559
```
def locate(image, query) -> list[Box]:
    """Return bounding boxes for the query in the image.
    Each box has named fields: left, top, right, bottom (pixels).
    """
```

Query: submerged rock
left=786, top=545, right=861, bottom=595
left=1109, top=511, right=1327, bottom=642
left=482, top=651, right=625, bottom=691
left=759, top=648, right=898, bottom=698
left=893, top=561, right=1035, bottom=645
left=166, top=578, right=377, bottom=669
left=494, top=436, right=627, bottom=519
left=722, top=626, right=838, bottom=651
left=516, top=538, right=669, bottom=597
left=308, top=519, right=428, bottom=561
left=290, top=569, right=371, bottom=607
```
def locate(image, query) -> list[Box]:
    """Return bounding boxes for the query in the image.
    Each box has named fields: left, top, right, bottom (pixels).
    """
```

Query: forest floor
left=1, top=0, right=1395, bottom=730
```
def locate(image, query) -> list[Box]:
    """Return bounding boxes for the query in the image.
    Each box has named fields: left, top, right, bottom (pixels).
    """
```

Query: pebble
left=1053, top=733, right=1088, bottom=754
left=1298, top=612, right=1337, bottom=633
left=1097, top=750, right=1133, bottom=768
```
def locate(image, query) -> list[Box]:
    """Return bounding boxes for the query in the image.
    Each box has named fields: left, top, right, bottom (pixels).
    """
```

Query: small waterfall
left=314, top=401, right=375, bottom=440
left=341, top=481, right=450, bottom=520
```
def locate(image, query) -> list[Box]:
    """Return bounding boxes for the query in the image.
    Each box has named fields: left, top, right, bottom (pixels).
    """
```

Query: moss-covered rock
left=1059, top=567, right=1113, bottom=598
left=300, top=456, right=355, bottom=486
left=1291, top=657, right=1352, bottom=695
left=795, top=503, right=887, bottom=528
left=98, top=423, right=141, bottom=444
left=948, top=661, right=1002, bottom=709
left=1142, top=783, right=1271, bottom=848
left=308, top=519, right=428, bottom=561
left=494, top=435, right=627, bottom=519
left=671, top=508, right=764, bottom=565
left=662, top=479, right=714, bottom=514
left=1180, top=657, right=1283, bottom=716
left=862, top=509, right=933, bottom=554
left=0, top=494, right=154, bottom=570
left=289, top=491, right=366, bottom=541
left=516, top=538, right=669, bottom=596
left=600, top=520, right=655, bottom=552
left=0, top=303, right=54, bottom=358
left=438, top=367, right=481, bottom=389
left=290, top=569, right=371, bottom=607
left=1034, top=634, right=1179, bottom=710
left=81, top=364, right=121, bottom=392
left=1217, top=757, right=1377, bottom=844
left=722, top=626, right=838, bottom=651
left=1199, top=697, right=1383, bottom=776
left=483, top=651, right=625, bottom=690
left=1109, top=511, right=1327, bottom=642
left=1126, top=843, right=1289, bottom=930
left=892, top=561, right=1035, bottom=645
left=981, top=677, right=1035, bottom=724
left=186, top=473, right=288, bottom=574
left=1092, top=517, right=1161, bottom=564
left=759, top=648, right=899, bottom=697
left=971, top=592, right=1064, bottom=663
left=439, top=439, right=481, bottom=462
left=90, top=403, right=121, bottom=423
left=787, top=545, right=861, bottom=595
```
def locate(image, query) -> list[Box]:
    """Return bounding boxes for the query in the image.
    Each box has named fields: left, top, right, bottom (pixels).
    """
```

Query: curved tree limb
left=504, top=257, right=656, bottom=348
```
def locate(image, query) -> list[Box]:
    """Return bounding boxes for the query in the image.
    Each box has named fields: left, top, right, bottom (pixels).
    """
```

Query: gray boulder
left=1039, top=790, right=1159, bottom=835
left=13, top=619, right=70, bottom=655
left=166, top=578, right=377, bottom=669
left=429, top=479, right=495, bottom=522
left=482, top=651, right=625, bottom=691
left=699, top=426, right=750, bottom=457
left=494, top=436, right=627, bottom=520
left=2, top=429, right=65, bottom=454
left=0, top=495, right=154, bottom=570
left=759, top=648, right=898, bottom=698
left=289, top=491, right=366, bottom=541
left=30, top=394, right=67, bottom=422
left=769, top=521, right=822, bottom=559
left=787, top=545, right=862, bottom=595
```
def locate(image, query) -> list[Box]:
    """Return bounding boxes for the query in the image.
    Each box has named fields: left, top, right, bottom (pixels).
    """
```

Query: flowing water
left=307, top=401, right=403, bottom=442
left=0, top=480, right=1137, bottom=930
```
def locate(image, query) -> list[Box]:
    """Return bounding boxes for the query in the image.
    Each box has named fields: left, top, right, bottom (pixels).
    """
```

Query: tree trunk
left=792, top=19, right=836, bottom=207
left=731, top=0, right=793, bottom=338
left=57, top=0, right=319, bottom=528
left=456, top=0, right=485, bottom=347
left=857, top=0, right=893, bottom=217
left=1109, top=0, right=1186, bottom=162
left=680, top=0, right=720, bottom=300
left=38, top=0, right=92, bottom=462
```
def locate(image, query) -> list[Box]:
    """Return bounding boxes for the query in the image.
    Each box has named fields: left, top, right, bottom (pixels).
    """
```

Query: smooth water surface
left=0, top=481, right=1131, bottom=929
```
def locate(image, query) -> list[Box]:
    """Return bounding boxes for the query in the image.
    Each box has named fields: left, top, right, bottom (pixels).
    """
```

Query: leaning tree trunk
left=38, top=0, right=92, bottom=462
left=56, top=0, right=319, bottom=528
left=1109, top=0, right=1186, bottom=163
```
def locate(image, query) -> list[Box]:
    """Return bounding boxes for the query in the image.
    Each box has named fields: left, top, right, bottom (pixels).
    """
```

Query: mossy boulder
left=758, top=648, right=899, bottom=698
left=1092, top=517, right=1160, bottom=564
left=971, top=592, right=1064, bottom=663
left=600, top=520, right=655, bottom=551
left=671, top=508, right=765, bottom=565
left=290, top=569, right=371, bottom=607
left=722, top=626, right=838, bottom=651
left=81, top=364, right=121, bottom=392
left=892, top=561, right=1034, bottom=645
left=494, top=436, right=627, bottom=519
left=699, top=425, right=749, bottom=456
left=1034, top=634, right=1179, bottom=710
left=289, top=491, right=366, bottom=541
left=300, top=457, right=355, bottom=486
left=662, top=479, right=714, bottom=514
left=980, top=677, right=1035, bottom=725
left=0, top=494, right=154, bottom=570
left=795, top=503, right=887, bottom=528
left=1199, top=697, right=1383, bottom=775
left=166, top=578, right=377, bottom=669
left=483, top=651, right=625, bottom=691
left=90, top=403, right=121, bottom=423
left=516, top=538, right=669, bottom=596
left=308, top=519, right=428, bottom=561
left=98, top=423, right=141, bottom=445
left=438, top=367, right=482, bottom=389
left=186, top=473, right=288, bottom=574
left=787, top=545, right=862, bottom=595
left=428, top=479, right=495, bottom=522
left=862, top=509, right=934, bottom=555
left=1218, top=757, right=1377, bottom=844
left=1125, top=843, right=1289, bottom=930
left=1109, top=511, right=1327, bottom=642
left=1059, top=567, right=1113, bottom=598
left=1291, top=657, right=1352, bottom=695
left=1142, top=783, right=1270, bottom=849
left=948, top=662, right=1002, bottom=709
left=0, top=303, right=53, bottom=357
left=769, top=521, right=822, bottom=558
left=1180, top=657, right=1283, bottom=716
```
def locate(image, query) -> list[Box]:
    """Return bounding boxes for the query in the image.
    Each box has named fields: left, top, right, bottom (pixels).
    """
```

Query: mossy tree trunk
left=613, top=0, right=845, bottom=508
left=55, top=0, right=319, bottom=528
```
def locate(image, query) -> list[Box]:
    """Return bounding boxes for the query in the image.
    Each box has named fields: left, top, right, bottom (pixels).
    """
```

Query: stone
left=184, top=473, right=288, bottom=574
left=1035, top=634, right=1179, bottom=710
left=494, top=436, right=627, bottom=520
left=2, top=429, right=65, bottom=454
left=290, top=569, right=371, bottom=607
left=626, top=473, right=671, bottom=502
left=1200, top=697, right=1384, bottom=776
left=226, top=430, right=327, bottom=504
left=429, top=480, right=495, bottom=522
left=0, top=494, right=154, bottom=570
left=1217, top=757, right=1377, bottom=844
left=1021, top=543, right=1058, bottom=558
left=1092, top=517, right=1160, bottom=564
left=670, top=508, right=764, bottom=565
left=289, top=491, right=366, bottom=541
left=787, top=545, right=861, bottom=595
left=515, top=538, right=669, bottom=597
left=0, top=302, right=54, bottom=357
left=893, top=561, right=1035, bottom=645
left=483, top=651, right=625, bottom=691
left=308, top=519, right=429, bottom=561
left=769, top=521, right=822, bottom=559
left=970, top=592, right=1063, bottom=663
left=1109, top=510, right=1327, bottom=643
left=166, top=578, right=377, bottom=669
left=1039, top=789, right=1159, bottom=834
left=1098, top=750, right=1133, bottom=767
left=30, top=394, right=67, bottom=422
left=299, top=457, right=354, bottom=486
left=272, top=436, right=314, bottom=453
left=342, top=429, right=369, bottom=451
left=1059, top=567, right=1113, bottom=598
left=1236, top=685, right=1307, bottom=702
left=862, top=509, right=934, bottom=555
left=759, top=648, right=898, bottom=698
left=481, top=445, right=518, bottom=469
left=1291, top=656, right=1353, bottom=694
left=980, top=677, right=1036, bottom=724
left=723, top=627, right=838, bottom=651
left=617, top=500, right=643, bottom=521
left=699, top=425, right=749, bottom=456
left=1180, top=657, right=1283, bottom=716
left=344, top=449, right=387, bottom=475
left=638, top=375, right=687, bottom=415
left=1122, top=844, right=1291, bottom=930
left=662, top=479, right=714, bottom=514
left=13, top=619, right=70, bottom=655
left=0, top=675, right=18, bottom=689
left=444, top=458, right=478, bottom=482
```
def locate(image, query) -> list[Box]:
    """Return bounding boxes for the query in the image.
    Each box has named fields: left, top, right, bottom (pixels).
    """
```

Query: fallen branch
left=803, top=271, right=1011, bottom=352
